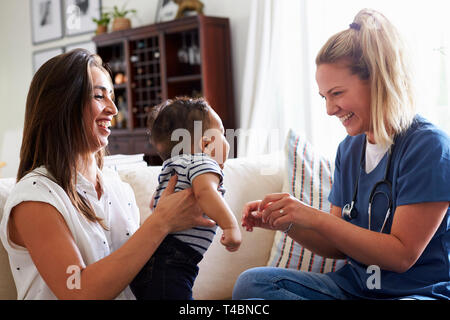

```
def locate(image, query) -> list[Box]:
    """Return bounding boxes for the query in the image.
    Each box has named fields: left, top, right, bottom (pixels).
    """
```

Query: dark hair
left=148, top=97, right=211, bottom=160
left=18, top=48, right=111, bottom=229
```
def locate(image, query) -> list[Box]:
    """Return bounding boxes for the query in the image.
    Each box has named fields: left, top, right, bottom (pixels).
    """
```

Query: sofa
left=0, top=152, right=285, bottom=300
left=0, top=129, right=345, bottom=300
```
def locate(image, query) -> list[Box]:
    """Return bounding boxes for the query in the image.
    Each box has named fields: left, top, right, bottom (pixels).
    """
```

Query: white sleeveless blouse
left=0, top=166, right=140, bottom=299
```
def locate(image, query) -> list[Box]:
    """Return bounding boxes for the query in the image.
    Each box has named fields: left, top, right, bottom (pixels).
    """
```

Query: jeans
left=232, top=267, right=356, bottom=300
left=130, top=235, right=203, bottom=300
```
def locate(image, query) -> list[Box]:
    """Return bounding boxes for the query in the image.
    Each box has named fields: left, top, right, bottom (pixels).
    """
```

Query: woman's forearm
left=310, top=210, right=409, bottom=272
left=69, top=215, right=169, bottom=300
left=269, top=196, right=410, bottom=271
left=264, top=198, right=347, bottom=259
left=287, top=223, right=347, bottom=259
left=67, top=181, right=213, bottom=299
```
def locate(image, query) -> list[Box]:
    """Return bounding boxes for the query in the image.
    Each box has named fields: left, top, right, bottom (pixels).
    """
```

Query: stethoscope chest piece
left=342, top=201, right=358, bottom=221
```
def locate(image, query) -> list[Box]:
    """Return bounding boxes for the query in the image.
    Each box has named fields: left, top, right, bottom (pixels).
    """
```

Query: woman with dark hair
left=0, top=49, right=214, bottom=299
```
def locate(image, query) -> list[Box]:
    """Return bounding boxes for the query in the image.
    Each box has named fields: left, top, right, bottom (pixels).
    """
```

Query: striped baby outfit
left=152, top=153, right=225, bottom=255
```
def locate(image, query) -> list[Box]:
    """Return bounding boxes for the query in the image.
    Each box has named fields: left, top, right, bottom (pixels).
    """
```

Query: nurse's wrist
left=303, top=204, right=322, bottom=230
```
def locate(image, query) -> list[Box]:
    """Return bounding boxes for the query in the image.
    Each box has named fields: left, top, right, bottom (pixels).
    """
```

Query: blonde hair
left=316, top=9, right=416, bottom=148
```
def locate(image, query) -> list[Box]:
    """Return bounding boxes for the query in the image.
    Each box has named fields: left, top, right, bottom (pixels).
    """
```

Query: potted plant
left=111, top=4, right=137, bottom=32
left=92, top=12, right=111, bottom=35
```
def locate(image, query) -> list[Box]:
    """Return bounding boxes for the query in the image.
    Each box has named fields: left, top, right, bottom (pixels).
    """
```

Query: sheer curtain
left=238, top=0, right=450, bottom=160
left=237, top=0, right=310, bottom=157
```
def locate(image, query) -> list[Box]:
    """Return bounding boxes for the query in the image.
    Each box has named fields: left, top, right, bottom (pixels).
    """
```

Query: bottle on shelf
left=116, top=110, right=124, bottom=129
left=93, top=16, right=235, bottom=163
left=114, top=96, right=128, bottom=129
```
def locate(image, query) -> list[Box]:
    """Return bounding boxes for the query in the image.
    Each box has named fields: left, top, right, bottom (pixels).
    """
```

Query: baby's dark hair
left=148, top=96, right=211, bottom=160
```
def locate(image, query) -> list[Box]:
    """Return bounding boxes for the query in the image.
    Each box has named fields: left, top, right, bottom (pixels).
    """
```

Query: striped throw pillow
left=267, top=129, right=347, bottom=273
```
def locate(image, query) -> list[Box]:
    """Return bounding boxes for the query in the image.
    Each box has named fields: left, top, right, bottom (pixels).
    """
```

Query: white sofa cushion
left=193, top=154, right=283, bottom=299
left=118, top=153, right=284, bottom=300
left=267, top=129, right=347, bottom=272
left=117, top=165, right=160, bottom=225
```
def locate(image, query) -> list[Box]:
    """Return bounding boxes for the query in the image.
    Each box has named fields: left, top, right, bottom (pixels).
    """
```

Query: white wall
left=0, top=0, right=251, bottom=178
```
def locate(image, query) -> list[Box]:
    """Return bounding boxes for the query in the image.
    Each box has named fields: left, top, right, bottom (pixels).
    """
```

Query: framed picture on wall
left=155, top=0, right=179, bottom=23
left=30, top=0, right=64, bottom=44
left=32, top=47, right=64, bottom=73
left=65, top=40, right=96, bottom=54
left=63, top=0, right=101, bottom=36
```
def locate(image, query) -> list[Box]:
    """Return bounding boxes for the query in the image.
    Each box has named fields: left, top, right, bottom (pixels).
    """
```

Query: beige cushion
left=193, top=154, right=283, bottom=299
left=0, top=178, right=18, bottom=299
left=118, top=166, right=160, bottom=225
left=120, top=154, right=284, bottom=299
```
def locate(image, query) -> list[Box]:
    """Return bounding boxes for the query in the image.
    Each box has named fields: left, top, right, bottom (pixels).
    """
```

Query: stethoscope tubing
left=342, top=135, right=395, bottom=233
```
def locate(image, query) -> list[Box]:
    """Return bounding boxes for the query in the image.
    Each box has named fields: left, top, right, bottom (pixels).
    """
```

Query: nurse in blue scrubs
left=233, top=8, right=450, bottom=300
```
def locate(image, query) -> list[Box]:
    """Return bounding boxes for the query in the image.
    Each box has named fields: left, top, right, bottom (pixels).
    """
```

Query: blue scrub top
left=328, top=115, right=450, bottom=299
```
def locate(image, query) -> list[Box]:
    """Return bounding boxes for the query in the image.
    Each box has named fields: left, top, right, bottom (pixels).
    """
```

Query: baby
left=130, top=97, right=241, bottom=300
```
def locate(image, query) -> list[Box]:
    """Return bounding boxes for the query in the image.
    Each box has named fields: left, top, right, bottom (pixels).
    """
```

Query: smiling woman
left=233, top=8, right=450, bottom=301
left=0, top=48, right=216, bottom=299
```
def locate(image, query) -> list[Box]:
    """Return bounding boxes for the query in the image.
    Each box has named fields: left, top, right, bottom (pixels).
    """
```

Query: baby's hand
left=221, top=227, right=242, bottom=252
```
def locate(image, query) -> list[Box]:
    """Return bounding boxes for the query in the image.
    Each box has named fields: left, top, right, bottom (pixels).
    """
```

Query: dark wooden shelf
left=167, top=74, right=202, bottom=83
left=93, top=16, right=235, bottom=164
left=113, top=83, right=127, bottom=90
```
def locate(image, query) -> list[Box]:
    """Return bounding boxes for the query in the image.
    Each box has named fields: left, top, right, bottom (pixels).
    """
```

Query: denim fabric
left=130, top=235, right=203, bottom=300
left=232, top=267, right=357, bottom=300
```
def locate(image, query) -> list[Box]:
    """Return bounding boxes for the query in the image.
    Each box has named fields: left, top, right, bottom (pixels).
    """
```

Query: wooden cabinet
left=92, top=15, right=235, bottom=165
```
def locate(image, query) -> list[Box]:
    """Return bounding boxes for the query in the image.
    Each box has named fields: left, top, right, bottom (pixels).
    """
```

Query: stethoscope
left=342, top=136, right=394, bottom=233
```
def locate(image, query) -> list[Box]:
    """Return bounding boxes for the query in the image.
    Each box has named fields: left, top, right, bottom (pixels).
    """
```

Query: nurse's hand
left=241, top=199, right=292, bottom=232
left=151, top=175, right=216, bottom=233
left=259, top=193, right=315, bottom=230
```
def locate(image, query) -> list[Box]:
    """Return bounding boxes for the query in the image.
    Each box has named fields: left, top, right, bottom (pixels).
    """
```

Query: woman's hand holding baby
left=150, top=175, right=216, bottom=234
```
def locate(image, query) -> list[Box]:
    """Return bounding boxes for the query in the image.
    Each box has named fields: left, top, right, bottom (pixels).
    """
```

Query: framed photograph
left=155, top=0, right=179, bottom=23
left=32, top=47, right=64, bottom=74
left=63, top=0, right=101, bottom=36
left=65, top=40, right=96, bottom=54
left=30, top=0, right=64, bottom=44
